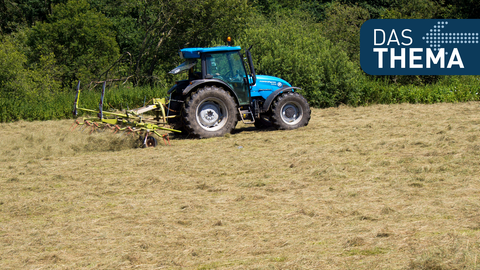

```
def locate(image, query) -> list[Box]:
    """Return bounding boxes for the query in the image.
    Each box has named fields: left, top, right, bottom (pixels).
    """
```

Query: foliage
left=0, top=34, right=61, bottom=101
left=0, top=35, right=64, bottom=122
left=237, top=11, right=363, bottom=107
left=441, top=0, right=480, bottom=18
left=0, top=83, right=168, bottom=122
left=1, top=0, right=480, bottom=122
left=0, top=35, right=31, bottom=99
left=76, top=83, right=169, bottom=114
left=359, top=76, right=480, bottom=105
left=381, top=0, right=441, bottom=19
left=89, top=0, right=252, bottom=86
left=320, top=3, right=370, bottom=64
left=27, top=0, right=121, bottom=88
left=0, top=0, right=66, bottom=34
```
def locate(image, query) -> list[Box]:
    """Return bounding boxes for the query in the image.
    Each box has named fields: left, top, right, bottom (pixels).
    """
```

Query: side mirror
left=245, top=47, right=256, bottom=86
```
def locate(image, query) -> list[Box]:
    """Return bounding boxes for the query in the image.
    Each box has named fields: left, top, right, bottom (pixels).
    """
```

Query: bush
left=237, top=11, right=363, bottom=108
left=0, top=82, right=169, bottom=122
left=72, top=84, right=169, bottom=115
left=320, top=3, right=370, bottom=64
left=358, top=76, right=480, bottom=105
left=27, top=0, right=121, bottom=88
left=0, top=33, right=61, bottom=98
left=0, top=36, right=31, bottom=99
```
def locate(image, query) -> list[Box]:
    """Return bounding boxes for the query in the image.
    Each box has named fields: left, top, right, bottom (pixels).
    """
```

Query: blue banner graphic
left=360, top=19, right=480, bottom=75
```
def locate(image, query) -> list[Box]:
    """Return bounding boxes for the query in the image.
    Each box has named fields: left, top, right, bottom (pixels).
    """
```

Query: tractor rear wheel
left=271, top=92, right=310, bottom=130
left=183, top=86, right=238, bottom=138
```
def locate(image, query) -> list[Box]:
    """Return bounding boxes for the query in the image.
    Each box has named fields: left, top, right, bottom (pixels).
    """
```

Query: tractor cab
left=167, top=44, right=310, bottom=138
left=169, top=46, right=253, bottom=105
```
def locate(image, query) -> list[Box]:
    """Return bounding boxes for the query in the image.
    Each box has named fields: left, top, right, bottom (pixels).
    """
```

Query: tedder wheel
left=183, top=86, right=238, bottom=138
left=271, top=91, right=311, bottom=130
left=141, top=135, right=157, bottom=148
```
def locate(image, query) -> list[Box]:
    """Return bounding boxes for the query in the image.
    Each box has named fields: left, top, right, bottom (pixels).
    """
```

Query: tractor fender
left=262, top=86, right=302, bottom=112
left=181, top=79, right=241, bottom=105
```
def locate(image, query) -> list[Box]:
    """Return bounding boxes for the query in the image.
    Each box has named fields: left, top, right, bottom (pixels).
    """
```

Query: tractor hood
left=250, top=75, right=292, bottom=100
left=251, top=75, right=291, bottom=91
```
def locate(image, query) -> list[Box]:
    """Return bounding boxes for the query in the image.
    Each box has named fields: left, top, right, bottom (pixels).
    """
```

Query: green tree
left=1, top=33, right=60, bottom=97
left=27, top=0, right=120, bottom=87
left=381, top=0, right=441, bottom=19
left=238, top=11, right=362, bottom=107
left=0, top=0, right=66, bottom=34
left=0, top=35, right=32, bottom=98
left=440, top=0, right=480, bottom=18
left=87, top=0, right=252, bottom=86
left=320, top=3, right=370, bottom=64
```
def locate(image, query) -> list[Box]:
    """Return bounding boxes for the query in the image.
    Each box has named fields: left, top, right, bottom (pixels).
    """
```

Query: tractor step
left=238, top=108, right=255, bottom=124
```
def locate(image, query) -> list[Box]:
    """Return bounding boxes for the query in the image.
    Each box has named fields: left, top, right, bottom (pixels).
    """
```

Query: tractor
left=166, top=44, right=311, bottom=138
left=72, top=43, right=310, bottom=146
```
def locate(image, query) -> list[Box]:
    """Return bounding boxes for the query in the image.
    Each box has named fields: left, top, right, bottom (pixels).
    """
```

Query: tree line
left=1, top=0, right=480, bottom=121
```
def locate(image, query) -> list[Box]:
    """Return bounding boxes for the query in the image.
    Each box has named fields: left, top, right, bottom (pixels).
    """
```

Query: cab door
left=204, top=51, right=249, bottom=105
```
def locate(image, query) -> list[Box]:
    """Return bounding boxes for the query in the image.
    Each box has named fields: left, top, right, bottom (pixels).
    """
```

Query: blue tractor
left=167, top=45, right=310, bottom=138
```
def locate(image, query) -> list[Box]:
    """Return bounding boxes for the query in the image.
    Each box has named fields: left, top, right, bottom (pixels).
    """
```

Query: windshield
left=168, top=59, right=197, bottom=75
left=205, top=51, right=246, bottom=80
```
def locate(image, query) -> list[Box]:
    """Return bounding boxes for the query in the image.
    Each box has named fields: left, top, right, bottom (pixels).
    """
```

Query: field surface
left=1, top=102, right=480, bottom=269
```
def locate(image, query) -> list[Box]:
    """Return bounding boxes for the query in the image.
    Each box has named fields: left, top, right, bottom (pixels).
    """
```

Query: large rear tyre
left=271, top=92, right=310, bottom=130
left=183, top=86, right=238, bottom=138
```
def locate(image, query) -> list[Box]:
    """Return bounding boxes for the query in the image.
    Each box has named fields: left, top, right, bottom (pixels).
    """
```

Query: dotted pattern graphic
left=422, top=21, right=479, bottom=54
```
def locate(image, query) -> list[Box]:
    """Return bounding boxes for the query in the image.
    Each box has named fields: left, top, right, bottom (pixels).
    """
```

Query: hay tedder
left=72, top=81, right=181, bottom=147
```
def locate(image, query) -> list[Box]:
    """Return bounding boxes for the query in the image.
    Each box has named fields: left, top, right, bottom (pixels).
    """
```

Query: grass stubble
left=0, top=102, right=479, bottom=269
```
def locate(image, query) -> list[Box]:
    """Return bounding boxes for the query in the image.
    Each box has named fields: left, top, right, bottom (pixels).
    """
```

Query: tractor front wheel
left=183, top=86, right=238, bottom=138
left=271, top=92, right=310, bottom=130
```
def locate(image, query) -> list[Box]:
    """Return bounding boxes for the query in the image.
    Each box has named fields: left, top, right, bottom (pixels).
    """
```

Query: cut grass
left=0, top=102, right=480, bottom=269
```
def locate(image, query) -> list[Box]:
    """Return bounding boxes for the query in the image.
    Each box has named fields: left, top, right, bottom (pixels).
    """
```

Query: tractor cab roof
left=180, top=46, right=241, bottom=59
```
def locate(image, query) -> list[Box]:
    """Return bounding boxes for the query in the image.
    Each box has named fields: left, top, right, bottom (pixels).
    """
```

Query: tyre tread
left=182, top=86, right=237, bottom=138
left=271, top=92, right=311, bottom=130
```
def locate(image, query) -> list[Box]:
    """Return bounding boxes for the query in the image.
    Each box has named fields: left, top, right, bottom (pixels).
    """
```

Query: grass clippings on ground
left=1, top=102, right=480, bottom=269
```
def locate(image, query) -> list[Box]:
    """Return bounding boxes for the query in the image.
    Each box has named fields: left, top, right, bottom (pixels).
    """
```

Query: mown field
left=1, top=102, right=480, bottom=269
